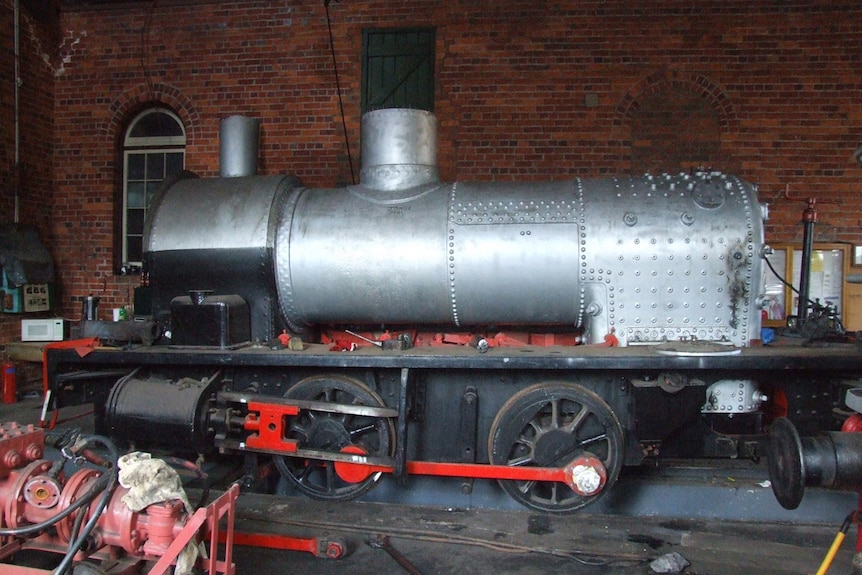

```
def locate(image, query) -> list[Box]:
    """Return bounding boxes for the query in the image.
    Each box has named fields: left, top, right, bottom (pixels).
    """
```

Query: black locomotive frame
left=43, top=339, right=862, bottom=513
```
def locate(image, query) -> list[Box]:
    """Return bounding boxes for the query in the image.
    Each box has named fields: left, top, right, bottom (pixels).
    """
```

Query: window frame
left=118, top=108, right=186, bottom=272
left=361, top=27, right=436, bottom=114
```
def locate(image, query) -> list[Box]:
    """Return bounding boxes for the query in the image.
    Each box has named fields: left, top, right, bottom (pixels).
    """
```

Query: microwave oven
left=21, top=319, right=65, bottom=342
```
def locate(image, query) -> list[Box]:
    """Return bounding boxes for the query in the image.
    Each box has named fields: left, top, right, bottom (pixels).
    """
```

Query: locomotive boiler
left=145, top=109, right=763, bottom=348
left=43, top=109, right=862, bottom=515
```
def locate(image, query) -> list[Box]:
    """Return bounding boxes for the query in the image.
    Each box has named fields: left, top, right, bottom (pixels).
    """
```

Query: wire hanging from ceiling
left=140, top=0, right=158, bottom=101
left=13, top=0, right=20, bottom=223
left=324, top=0, right=356, bottom=185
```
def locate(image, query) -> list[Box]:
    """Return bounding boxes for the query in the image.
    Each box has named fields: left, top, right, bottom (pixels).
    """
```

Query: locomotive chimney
left=360, top=108, right=439, bottom=191
left=219, top=115, right=261, bottom=177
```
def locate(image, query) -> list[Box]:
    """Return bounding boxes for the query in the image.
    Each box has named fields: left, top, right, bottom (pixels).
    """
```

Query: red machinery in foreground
left=0, top=422, right=239, bottom=575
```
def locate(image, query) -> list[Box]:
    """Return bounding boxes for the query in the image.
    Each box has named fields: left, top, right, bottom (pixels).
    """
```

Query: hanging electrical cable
left=53, top=435, right=120, bottom=575
left=141, top=0, right=159, bottom=101
left=324, top=0, right=356, bottom=185
left=13, top=0, right=20, bottom=223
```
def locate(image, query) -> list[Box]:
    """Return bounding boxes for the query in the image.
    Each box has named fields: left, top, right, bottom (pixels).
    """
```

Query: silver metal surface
left=579, top=172, right=764, bottom=346
left=152, top=107, right=765, bottom=348
left=277, top=183, right=452, bottom=326
left=653, top=341, right=742, bottom=356
left=845, top=388, right=862, bottom=414
left=219, top=115, right=260, bottom=177
left=702, top=379, right=765, bottom=413
left=218, top=391, right=398, bottom=418
left=445, top=181, right=582, bottom=327
left=360, top=109, right=439, bottom=191
left=274, top=172, right=763, bottom=346
left=146, top=175, right=291, bottom=252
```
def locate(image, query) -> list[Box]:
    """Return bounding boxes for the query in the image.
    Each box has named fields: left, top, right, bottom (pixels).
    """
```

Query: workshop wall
left=0, top=0, right=58, bottom=344
left=5, top=0, right=862, bottom=343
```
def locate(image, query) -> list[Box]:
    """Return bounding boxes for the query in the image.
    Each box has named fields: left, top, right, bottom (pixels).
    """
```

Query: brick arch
left=613, top=70, right=736, bottom=130
left=612, top=70, right=737, bottom=175
left=102, top=83, right=201, bottom=146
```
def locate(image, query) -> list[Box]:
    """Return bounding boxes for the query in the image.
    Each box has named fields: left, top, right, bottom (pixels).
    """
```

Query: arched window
left=121, top=107, right=185, bottom=267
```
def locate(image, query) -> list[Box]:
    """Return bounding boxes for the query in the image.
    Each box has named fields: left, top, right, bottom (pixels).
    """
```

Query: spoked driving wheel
left=488, top=382, right=624, bottom=513
left=274, top=374, right=394, bottom=501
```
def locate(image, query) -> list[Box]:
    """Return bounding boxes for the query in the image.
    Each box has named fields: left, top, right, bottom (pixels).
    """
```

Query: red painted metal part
left=0, top=477, right=238, bottom=574
left=220, top=530, right=346, bottom=560
left=243, top=400, right=609, bottom=493
left=332, top=451, right=608, bottom=495
left=339, top=458, right=565, bottom=482
left=0, top=421, right=238, bottom=575
left=0, top=564, right=59, bottom=575
left=39, top=338, right=101, bottom=429
left=0, top=423, right=43, bottom=479
left=147, top=483, right=239, bottom=575
left=321, top=329, right=584, bottom=349
left=320, top=329, right=623, bottom=349
left=842, top=413, right=862, bottom=433
left=243, top=401, right=300, bottom=453
left=840, top=413, right=862, bottom=553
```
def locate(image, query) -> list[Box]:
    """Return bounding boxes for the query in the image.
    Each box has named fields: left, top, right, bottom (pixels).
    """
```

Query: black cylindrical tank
left=102, top=371, right=217, bottom=453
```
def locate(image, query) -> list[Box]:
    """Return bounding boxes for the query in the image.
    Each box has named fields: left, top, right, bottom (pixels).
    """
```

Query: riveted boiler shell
left=580, top=173, right=763, bottom=346
left=276, top=182, right=583, bottom=328
left=277, top=173, right=763, bottom=347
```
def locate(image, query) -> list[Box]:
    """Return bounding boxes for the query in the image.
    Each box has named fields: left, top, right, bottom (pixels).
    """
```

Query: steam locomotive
left=44, top=109, right=862, bottom=514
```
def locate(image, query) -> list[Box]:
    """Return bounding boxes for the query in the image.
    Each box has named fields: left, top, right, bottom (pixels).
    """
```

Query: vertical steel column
left=797, top=198, right=818, bottom=322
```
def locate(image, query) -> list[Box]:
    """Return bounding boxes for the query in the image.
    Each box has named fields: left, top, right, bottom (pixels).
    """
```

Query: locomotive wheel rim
left=273, top=374, right=395, bottom=501
left=488, top=382, right=624, bottom=513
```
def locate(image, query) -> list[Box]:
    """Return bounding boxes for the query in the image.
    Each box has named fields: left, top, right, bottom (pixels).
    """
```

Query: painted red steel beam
left=405, top=460, right=568, bottom=481
left=221, top=531, right=346, bottom=559
left=334, top=456, right=607, bottom=497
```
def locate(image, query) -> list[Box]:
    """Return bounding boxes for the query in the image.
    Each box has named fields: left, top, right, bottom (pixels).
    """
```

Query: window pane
left=147, top=181, right=162, bottom=204
left=126, top=236, right=143, bottom=263
left=127, top=154, right=145, bottom=180
left=166, top=152, right=184, bottom=177
left=362, top=27, right=435, bottom=113
left=130, top=111, right=184, bottom=138
left=127, top=182, right=146, bottom=208
left=146, top=154, right=165, bottom=180
left=127, top=209, right=145, bottom=235
left=123, top=107, right=186, bottom=267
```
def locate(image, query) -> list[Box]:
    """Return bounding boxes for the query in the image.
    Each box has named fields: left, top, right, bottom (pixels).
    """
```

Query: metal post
left=796, top=198, right=817, bottom=323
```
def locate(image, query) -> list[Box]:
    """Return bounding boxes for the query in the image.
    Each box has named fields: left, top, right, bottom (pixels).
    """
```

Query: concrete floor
left=227, top=489, right=857, bottom=575
left=0, top=393, right=858, bottom=574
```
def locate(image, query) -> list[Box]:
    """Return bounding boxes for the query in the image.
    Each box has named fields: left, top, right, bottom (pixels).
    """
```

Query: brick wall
left=4, top=0, right=862, bottom=344
left=0, top=0, right=58, bottom=344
